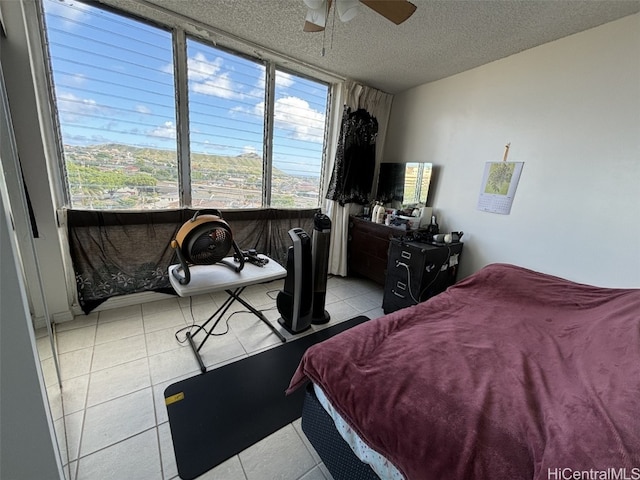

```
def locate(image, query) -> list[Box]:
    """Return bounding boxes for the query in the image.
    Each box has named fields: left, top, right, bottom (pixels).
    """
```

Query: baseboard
left=91, top=291, right=176, bottom=312
left=32, top=310, right=74, bottom=329
left=48, top=291, right=175, bottom=326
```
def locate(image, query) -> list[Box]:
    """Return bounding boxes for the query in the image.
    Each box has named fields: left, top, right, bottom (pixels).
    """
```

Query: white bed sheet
left=312, top=383, right=405, bottom=480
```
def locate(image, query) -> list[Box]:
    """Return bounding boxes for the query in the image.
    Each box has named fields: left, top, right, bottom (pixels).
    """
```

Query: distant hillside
left=64, top=144, right=290, bottom=180
left=62, top=143, right=320, bottom=209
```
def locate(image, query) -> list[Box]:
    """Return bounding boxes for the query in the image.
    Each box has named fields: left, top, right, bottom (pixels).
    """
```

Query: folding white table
left=169, top=255, right=287, bottom=372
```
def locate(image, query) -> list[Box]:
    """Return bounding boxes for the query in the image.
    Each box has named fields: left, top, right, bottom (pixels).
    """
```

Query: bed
left=287, top=263, right=640, bottom=480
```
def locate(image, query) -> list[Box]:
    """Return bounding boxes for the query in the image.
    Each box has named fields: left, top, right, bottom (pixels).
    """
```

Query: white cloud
left=242, top=145, right=258, bottom=155
left=57, top=92, right=101, bottom=121
left=256, top=96, right=325, bottom=143
left=66, top=73, right=87, bottom=86
left=148, top=121, right=176, bottom=139
left=187, top=52, right=240, bottom=99
left=135, top=105, right=152, bottom=114
left=276, top=71, right=295, bottom=88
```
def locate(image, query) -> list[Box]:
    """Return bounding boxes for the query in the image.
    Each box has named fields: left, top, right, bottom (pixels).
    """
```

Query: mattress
left=289, top=263, right=640, bottom=480
left=312, top=383, right=404, bottom=480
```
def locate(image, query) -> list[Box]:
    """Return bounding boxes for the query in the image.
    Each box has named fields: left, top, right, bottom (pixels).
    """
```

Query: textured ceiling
left=124, top=0, right=640, bottom=94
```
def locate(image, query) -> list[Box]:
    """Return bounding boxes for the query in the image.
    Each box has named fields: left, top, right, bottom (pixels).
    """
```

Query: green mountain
left=64, top=143, right=289, bottom=182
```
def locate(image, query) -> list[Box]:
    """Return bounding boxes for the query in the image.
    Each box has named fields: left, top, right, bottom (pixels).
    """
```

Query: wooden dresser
left=347, top=215, right=407, bottom=285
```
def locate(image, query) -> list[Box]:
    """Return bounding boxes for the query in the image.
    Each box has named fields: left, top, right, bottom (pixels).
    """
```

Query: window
left=42, top=0, right=330, bottom=210
left=43, top=0, right=177, bottom=209
left=186, top=38, right=265, bottom=209
left=271, top=70, right=328, bottom=208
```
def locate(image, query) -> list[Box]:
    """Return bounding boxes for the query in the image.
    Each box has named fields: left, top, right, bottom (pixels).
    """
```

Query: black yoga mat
left=164, top=315, right=370, bottom=480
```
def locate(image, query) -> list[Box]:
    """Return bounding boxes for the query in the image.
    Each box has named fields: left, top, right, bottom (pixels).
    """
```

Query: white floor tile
left=147, top=345, right=202, bottom=385
left=80, top=388, right=156, bottom=457
left=59, top=347, right=94, bottom=381
left=324, top=300, right=360, bottom=323
left=76, top=428, right=161, bottom=480
left=40, top=355, right=61, bottom=388
left=142, top=297, right=181, bottom=316
left=86, top=357, right=151, bottom=407
left=90, top=334, right=147, bottom=372
left=56, top=325, right=96, bottom=354
left=61, top=375, right=90, bottom=414
left=64, top=410, right=84, bottom=462
left=95, top=316, right=144, bottom=344
left=197, top=329, right=249, bottom=369
left=42, top=275, right=384, bottom=480
left=343, top=293, right=382, bottom=313
left=98, top=304, right=142, bottom=323
left=229, top=312, right=286, bottom=354
left=158, top=422, right=178, bottom=480
left=299, top=466, right=329, bottom=480
left=143, top=308, right=189, bottom=333
left=239, top=424, right=316, bottom=480
left=56, top=313, right=98, bottom=333
left=36, top=333, right=54, bottom=359
left=177, top=292, right=216, bottom=308
left=197, top=455, right=246, bottom=480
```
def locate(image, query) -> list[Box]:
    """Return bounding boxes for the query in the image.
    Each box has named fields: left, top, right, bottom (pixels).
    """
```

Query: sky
left=43, top=0, right=329, bottom=177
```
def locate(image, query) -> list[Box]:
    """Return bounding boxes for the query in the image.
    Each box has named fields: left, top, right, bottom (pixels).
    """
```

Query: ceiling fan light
left=305, top=6, right=327, bottom=27
left=303, top=0, right=325, bottom=9
left=336, top=0, right=360, bottom=22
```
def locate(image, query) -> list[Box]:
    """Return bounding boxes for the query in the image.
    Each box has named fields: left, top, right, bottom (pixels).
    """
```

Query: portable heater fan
left=171, top=210, right=244, bottom=285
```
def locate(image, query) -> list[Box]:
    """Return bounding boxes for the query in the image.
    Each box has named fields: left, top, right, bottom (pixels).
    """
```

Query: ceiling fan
left=303, top=0, right=417, bottom=32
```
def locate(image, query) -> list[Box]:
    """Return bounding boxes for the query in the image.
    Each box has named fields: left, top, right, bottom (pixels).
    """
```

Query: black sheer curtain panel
left=326, top=106, right=378, bottom=205
left=67, top=208, right=318, bottom=313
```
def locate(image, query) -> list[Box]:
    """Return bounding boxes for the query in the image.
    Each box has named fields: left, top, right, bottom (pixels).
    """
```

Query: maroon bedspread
left=287, top=263, right=640, bottom=480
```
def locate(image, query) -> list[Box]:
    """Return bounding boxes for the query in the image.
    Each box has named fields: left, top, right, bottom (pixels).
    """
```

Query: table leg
left=226, top=289, right=287, bottom=343
left=186, top=331, right=206, bottom=374
left=185, top=286, right=287, bottom=373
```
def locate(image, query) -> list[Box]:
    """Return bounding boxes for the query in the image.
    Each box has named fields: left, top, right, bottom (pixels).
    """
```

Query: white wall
left=1, top=0, right=74, bottom=324
left=384, top=14, right=640, bottom=288
left=1, top=63, right=65, bottom=480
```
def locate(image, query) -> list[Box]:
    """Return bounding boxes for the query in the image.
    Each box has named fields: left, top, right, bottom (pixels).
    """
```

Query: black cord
left=174, top=297, right=279, bottom=344
left=418, top=246, right=452, bottom=302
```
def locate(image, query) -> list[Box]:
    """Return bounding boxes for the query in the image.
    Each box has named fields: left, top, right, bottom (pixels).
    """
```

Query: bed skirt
left=301, top=384, right=380, bottom=480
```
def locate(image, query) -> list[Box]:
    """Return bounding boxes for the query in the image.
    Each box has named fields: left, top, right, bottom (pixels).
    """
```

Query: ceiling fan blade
left=304, top=20, right=325, bottom=32
left=303, top=0, right=331, bottom=31
left=360, top=0, right=417, bottom=25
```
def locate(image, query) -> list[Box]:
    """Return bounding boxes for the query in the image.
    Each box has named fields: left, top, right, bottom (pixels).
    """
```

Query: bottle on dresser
left=371, top=202, right=381, bottom=222
left=425, top=214, right=439, bottom=240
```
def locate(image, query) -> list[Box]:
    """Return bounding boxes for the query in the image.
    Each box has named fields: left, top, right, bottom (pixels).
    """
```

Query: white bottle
left=377, top=205, right=385, bottom=224
left=371, top=202, right=380, bottom=222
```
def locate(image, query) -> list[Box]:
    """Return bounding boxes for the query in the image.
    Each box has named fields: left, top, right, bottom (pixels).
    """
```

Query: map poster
left=477, top=162, right=524, bottom=215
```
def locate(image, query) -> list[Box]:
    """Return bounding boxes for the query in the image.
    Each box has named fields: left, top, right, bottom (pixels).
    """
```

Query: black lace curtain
left=67, top=208, right=318, bottom=313
left=326, top=106, right=378, bottom=205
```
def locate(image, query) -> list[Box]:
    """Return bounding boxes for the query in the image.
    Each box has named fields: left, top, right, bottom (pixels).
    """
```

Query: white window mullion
left=173, top=28, right=191, bottom=207
left=263, top=62, right=276, bottom=207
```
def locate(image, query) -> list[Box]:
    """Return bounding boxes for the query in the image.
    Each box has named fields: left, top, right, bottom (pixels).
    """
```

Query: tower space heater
left=311, top=213, right=331, bottom=324
left=277, top=228, right=313, bottom=334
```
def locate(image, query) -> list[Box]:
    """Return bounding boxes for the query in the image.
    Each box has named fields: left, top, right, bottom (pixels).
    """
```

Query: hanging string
left=330, top=0, right=337, bottom=51
left=321, top=0, right=337, bottom=57
left=321, top=0, right=329, bottom=56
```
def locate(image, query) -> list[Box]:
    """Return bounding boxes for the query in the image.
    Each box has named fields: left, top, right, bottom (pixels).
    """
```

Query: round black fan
left=171, top=210, right=244, bottom=285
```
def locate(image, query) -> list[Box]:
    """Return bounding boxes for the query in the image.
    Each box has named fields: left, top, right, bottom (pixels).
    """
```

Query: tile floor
left=39, top=275, right=385, bottom=480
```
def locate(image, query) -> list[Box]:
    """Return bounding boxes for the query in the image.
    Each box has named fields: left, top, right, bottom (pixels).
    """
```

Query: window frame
left=41, top=0, right=335, bottom=211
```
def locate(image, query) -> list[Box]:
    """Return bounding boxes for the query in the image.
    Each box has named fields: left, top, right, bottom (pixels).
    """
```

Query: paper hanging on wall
left=477, top=162, right=524, bottom=215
